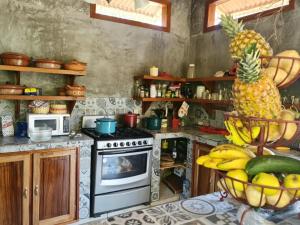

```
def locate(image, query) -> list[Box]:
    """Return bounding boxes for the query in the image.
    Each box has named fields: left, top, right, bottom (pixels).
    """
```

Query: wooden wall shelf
left=135, top=97, right=232, bottom=113
left=0, top=64, right=87, bottom=117
left=160, top=163, right=186, bottom=170
left=137, top=98, right=186, bottom=102
left=134, top=75, right=236, bottom=82
left=0, top=95, right=85, bottom=101
left=0, top=65, right=86, bottom=76
left=188, top=99, right=232, bottom=105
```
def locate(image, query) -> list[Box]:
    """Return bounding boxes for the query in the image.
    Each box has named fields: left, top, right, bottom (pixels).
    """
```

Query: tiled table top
left=86, top=193, right=300, bottom=225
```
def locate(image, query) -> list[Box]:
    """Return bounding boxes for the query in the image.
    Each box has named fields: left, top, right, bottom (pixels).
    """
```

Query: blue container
left=95, top=118, right=117, bottom=134
left=16, top=122, right=28, bottom=137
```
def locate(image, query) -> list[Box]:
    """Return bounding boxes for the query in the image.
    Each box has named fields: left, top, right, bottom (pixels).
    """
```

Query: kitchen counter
left=95, top=193, right=300, bottom=225
left=145, top=126, right=228, bottom=202
left=0, top=133, right=94, bottom=220
left=143, top=126, right=228, bottom=146
left=0, top=133, right=93, bottom=153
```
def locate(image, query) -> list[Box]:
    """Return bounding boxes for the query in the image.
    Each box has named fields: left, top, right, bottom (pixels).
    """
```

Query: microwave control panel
left=63, top=116, right=70, bottom=133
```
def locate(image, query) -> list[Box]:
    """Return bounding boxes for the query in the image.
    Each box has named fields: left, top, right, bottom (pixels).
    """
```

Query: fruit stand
left=196, top=15, right=300, bottom=225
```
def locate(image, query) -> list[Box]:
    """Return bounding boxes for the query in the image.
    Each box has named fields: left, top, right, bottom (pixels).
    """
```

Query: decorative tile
left=204, top=209, right=238, bottom=225
left=79, top=194, right=91, bottom=219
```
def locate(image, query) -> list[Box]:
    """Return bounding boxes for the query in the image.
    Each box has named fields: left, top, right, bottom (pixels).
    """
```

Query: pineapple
left=221, top=15, right=273, bottom=60
left=233, top=44, right=282, bottom=119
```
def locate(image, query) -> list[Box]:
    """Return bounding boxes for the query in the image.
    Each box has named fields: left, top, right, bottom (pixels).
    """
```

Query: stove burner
left=82, top=127, right=153, bottom=141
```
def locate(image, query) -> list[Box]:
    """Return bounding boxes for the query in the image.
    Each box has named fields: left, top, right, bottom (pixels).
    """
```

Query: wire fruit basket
left=224, top=113, right=300, bottom=152
left=260, top=56, right=300, bottom=89
left=216, top=170, right=300, bottom=210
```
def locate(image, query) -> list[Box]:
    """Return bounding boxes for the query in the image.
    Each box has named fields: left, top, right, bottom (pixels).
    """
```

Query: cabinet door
left=0, top=153, right=30, bottom=225
left=32, top=148, right=78, bottom=225
left=191, top=142, right=217, bottom=197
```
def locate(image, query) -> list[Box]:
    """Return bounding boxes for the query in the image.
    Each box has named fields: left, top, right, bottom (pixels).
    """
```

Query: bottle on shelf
left=162, top=139, right=168, bottom=151
left=157, top=84, right=162, bottom=98
left=134, top=80, right=141, bottom=97
left=162, top=84, right=167, bottom=98
left=172, top=140, right=177, bottom=160
left=140, top=85, right=145, bottom=98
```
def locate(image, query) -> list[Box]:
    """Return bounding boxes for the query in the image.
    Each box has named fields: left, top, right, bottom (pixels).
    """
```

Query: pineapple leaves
left=237, top=44, right=261, bottom=83
left=221, top=14, right=244, bottom=39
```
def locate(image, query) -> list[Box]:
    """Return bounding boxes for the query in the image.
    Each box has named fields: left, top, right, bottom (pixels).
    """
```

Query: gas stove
left=81, top=116, right=153, bottom=216
left=82, top=127, right=153, bottom=150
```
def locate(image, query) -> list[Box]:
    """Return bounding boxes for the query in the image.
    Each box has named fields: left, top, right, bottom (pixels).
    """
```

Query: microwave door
left=34, top=118, right=59, bottom=135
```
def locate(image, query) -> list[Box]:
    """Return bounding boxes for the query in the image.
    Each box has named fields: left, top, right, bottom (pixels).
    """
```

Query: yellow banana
left=217, top=158, right=250, bottom=171
left=203, top=158, right=224, bottom=169
left=240, top=126, right=261, bottom=141
left=196, top=155, right=211, bottom=165
left=224, top=120, right=247, bottom=146
left=209, top=148, right=251, bottom=159
left=210, top=144, right=255, bottom=159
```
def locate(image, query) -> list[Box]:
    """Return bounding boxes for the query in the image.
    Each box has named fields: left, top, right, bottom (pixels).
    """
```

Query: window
left=204, top=0, right=295, bottom=32
left=90, top=0, right=171, bottom=32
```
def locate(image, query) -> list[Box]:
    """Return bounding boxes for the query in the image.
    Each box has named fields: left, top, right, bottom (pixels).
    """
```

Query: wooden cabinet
left=33, top=149, right=77, bottom=225
left=0, top=154, right=30, bottom=225
left=191, top=142, right=218, bottom=197
left=0, top=148, right=78, bottom=225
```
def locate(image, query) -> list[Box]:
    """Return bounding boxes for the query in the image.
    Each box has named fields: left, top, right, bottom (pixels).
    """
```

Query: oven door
left=94, top=147, right=152, bottom=194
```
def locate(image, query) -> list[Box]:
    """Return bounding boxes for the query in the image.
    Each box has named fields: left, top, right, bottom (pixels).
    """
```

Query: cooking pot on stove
left=124, top=112, right=138, bottom=128
left=95, top=118, right=117, bottom=134
left=146, top=116, right=162, bottom=130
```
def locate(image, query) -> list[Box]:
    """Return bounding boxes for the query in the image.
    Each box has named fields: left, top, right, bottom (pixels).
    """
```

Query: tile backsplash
left=70, top=97, right=142, bottom=131
left=0, top=96, right=217, bottom=133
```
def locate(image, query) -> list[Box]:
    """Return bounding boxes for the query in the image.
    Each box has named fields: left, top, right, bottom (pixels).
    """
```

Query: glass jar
left=150, top=84, right=157, bottom=98
left=139, top=86, right=145, bottom=98
left=187, top=64, right=195, bottom=78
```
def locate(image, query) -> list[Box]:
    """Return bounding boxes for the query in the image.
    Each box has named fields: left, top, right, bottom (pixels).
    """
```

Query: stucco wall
left=0, top=0, right=191, bottom=101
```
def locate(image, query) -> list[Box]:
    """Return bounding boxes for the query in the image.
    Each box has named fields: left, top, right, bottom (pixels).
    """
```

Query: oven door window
left=101, top=153, right=148, bottom=180
left=34, top=119, right=57, bottom=130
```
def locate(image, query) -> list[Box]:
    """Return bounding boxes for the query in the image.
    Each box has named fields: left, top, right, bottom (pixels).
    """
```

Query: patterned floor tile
left=106, top=210, right=155, bottom=225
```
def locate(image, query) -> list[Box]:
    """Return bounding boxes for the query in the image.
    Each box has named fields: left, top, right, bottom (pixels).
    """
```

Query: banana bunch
left=196, top=144, right=255, bottom=171
left=224, top=119, right=260, bottom=146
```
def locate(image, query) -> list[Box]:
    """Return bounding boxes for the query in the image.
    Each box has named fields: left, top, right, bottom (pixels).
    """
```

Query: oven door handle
left=98, top=147, right=152, bottom=155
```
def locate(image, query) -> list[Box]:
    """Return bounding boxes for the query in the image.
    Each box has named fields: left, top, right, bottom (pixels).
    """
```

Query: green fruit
left=246, top=155, right=300, bottom=176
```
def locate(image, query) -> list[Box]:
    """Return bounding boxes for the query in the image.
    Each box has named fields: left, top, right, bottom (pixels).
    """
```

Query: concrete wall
left=190, top=0, right=300, bottom=84
left=0, top=0, right=191, bottom=98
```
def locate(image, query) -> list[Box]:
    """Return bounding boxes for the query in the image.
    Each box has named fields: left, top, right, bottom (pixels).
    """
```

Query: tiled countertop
left=0, top=133, right=93, bottom=153
left=143, top=126, right=228, bottom=147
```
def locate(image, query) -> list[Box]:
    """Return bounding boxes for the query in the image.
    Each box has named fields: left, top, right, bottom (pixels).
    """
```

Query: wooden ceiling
left=95, top=0, right=162, bottom=17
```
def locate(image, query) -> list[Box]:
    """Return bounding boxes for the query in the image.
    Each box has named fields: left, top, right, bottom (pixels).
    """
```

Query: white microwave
left=27, top=113, right=70, bottom=136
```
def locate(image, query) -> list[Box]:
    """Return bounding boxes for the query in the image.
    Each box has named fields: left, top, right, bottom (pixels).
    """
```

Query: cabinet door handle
left=34, top=185, right=39, bottom=196
left=23, top=188, right=28, bottom=199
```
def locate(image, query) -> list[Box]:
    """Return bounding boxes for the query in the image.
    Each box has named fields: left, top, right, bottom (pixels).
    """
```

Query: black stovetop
left=81, top=127, right=153, bottom=141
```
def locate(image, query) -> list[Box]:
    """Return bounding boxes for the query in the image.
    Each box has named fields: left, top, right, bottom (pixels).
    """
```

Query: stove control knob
left=120, top=142, right=125, bottom=147
left=143, top=140, right=148, bottom=145
left=113, top=142, right=118, bottom=147
left=106, top=143, right=112, bottom=148
left=132, top=141, right=136, bottom=146
left=138, top=141, right=142, bottom=145
left=126, top=142, right=131, bottom=146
